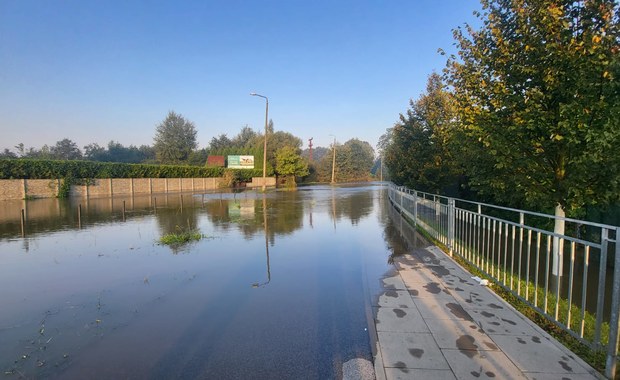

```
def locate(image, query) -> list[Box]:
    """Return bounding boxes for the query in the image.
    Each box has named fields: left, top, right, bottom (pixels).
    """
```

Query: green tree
left=381, top=73, right=461, bottom=194
left=338, top=139, right=376, bottom=180
left=0, top=148, right=17, bottom=159
left=247, top=121, right=302, bottom=173
left=51, top=138, right=82, bottom=160
left=275, top=146, right=309, bottom=187
left=209, top=134, right=232, bottom=152
left=188, top=148, right=209, bottom=166
left=445, top=0, right=620, bottom=217
left=153, top=111, right=198, bottom=164
left=84, top=143, right=106, bottom=161
left=314, top=138, right=375, bottom=182
left=231, top=126, right=258, bottom=149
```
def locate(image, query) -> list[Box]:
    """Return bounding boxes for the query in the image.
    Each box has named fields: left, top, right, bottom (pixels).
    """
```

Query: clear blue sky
left=0, top=0, right=482, bottom=153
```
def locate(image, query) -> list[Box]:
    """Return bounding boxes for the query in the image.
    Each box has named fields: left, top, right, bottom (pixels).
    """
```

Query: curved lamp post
left=250, top=93, right=268, bottom=191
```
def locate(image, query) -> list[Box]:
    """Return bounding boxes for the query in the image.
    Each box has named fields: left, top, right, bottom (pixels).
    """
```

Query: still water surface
left=0, top=184, right=408, bottom=379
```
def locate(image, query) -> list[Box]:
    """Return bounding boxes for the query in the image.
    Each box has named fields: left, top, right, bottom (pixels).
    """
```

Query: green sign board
left=227, top=155, right=254, bottom=169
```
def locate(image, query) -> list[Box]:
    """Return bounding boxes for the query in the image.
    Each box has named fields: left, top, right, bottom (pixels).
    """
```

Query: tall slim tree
left=153, top=111, right=198, bottom=164
left=51, top=138, right=82, bottom=160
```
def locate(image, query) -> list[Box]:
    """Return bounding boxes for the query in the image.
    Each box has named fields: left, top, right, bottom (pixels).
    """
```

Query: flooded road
left=0, top=184, right=409, bottom=379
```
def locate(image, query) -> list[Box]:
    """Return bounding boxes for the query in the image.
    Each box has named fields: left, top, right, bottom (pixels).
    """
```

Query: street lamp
left=250, top=92, right=268, bottom=191
left=329, top=135, right=336, bottom=184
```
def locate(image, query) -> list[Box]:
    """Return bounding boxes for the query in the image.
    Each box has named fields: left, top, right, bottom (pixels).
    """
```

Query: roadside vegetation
left=380, top=0, right=619, bottom=222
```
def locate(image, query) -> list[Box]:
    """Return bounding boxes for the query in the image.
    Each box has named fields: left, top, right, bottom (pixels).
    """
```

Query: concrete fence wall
left=0, top=179, right=61, bottom=200
left=0, top=177, right=276, bottom=200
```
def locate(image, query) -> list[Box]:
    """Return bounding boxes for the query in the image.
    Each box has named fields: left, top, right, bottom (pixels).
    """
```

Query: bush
left=0, top=159, right=225, bottom=179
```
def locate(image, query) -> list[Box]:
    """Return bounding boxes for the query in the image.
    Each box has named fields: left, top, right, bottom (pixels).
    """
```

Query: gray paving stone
left=467, top=307, right=539, bottom=336
left=489, top=334, right=596, bottom=375
left=442, top=348, right=528, bottom=379
left=378, top=331, right=450, bottom=370
left=385, top=367, right=456, bottom=380
left=374, top=290, right=416, bottom=308
left=408, top=283, right=455, bottom=299
left=380, top=275, right=407, bottom=290
left=399, top=267, right=439, bottom=286
left=524, top=372, right=603, bottom=380
left=425, top=318, right=499, bottom=351
left=413, top=295, right=473, bottom=321
left=374, top=306, right=429, bottom=333
left=372, top=243, right=602, bottom=380
left=448, top=285, right=503, bottom=309
left=394, top=261, right=418, bottom=272
left=442, top=273, right=479, bottom=289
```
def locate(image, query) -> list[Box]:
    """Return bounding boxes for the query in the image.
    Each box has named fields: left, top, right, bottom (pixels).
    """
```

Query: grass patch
left=159, top=226, right=204, bottom=247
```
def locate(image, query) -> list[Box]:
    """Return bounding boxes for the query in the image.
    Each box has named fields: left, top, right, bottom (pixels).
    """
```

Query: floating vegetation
left=158, top=226, right=205, bottom=249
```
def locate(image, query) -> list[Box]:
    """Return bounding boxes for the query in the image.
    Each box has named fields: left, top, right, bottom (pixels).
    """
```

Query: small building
left=206, top=155, right=225, bottom=167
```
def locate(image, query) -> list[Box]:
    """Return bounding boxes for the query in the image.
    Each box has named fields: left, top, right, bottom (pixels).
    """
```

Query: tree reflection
left=329, top=188, right=375, bottom=226
left=383, top=202, right=427, bottom=264
left=201, top=191, right=305, bottom=243
left=154, top=195, right=200, bottom=235
left=1, top=186, right=381, bottom=250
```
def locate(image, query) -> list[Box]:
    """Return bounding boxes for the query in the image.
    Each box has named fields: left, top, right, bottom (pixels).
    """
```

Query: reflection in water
left=155, top=196, right=200, bottom=239
left=383, top=201, right=430, bottom=264
left=252, top=196, right=271, bottom=288
left=0, top=187, right=377, bottom=243
left=0, top=185, right=389, bottom=379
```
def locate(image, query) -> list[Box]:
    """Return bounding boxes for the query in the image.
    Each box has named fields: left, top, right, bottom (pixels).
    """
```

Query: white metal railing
left=388, top=183, right=620, bottom=379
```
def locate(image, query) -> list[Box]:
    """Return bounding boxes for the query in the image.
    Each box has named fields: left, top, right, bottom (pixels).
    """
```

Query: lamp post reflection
left=252, top=195, right=271, bottom=288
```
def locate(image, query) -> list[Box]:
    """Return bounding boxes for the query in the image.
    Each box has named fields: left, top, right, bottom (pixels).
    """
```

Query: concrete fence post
left=448, top=198, right=455, bottom=256
left=413, top=191, right=418, bottom=226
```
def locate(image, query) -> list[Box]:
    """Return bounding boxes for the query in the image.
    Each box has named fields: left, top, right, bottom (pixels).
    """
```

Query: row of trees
left=0, top=140, right=156, bottom=163
left=380, top=0, right=619, bottom=220
left=2, top=111, right=377, bottom=184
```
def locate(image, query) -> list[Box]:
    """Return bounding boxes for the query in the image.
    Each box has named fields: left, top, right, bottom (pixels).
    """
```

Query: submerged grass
left=159, top=226, right=204, bottom=246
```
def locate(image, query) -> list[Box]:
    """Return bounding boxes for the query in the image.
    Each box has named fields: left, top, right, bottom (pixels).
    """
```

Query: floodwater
left=0, top=183, right=412, bottom=379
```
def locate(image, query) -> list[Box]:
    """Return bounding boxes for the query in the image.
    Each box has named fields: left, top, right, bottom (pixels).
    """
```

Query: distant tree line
left=2, top=112, right=377, bottom=184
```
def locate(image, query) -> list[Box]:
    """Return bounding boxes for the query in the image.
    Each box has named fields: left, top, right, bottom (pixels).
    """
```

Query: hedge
left=0, top=159, right=267, bottom=180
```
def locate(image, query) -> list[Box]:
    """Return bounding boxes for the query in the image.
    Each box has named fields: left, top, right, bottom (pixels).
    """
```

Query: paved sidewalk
left=371, top=244, right=603, bottom=380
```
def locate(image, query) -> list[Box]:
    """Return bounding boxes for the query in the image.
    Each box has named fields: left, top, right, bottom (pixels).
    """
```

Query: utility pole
left=330, top=136, right=336, bottom=184
left=308, top=137, right=313, bottom=162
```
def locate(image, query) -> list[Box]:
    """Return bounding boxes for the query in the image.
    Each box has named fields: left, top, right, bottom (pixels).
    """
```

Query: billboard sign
left=227, top=155, right=255, bottom=169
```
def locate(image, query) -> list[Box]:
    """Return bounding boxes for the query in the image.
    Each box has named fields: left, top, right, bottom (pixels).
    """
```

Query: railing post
left=448, top=198, right=455, bottom=256
left=605, top=227, right=620, bottom=379
left=595, top=228, right=609, bottom=347
left=413, top=191, right=418, bottom=226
